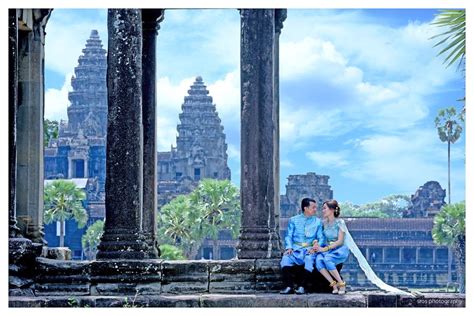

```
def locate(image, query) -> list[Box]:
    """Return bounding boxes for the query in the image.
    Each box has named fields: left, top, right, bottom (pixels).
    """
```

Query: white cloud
left=44, top=74, right=73, bottom=121
left=156, top=76, right=194, bottom=151
left=306, top=151, right=349, bottom=168
left=341, top=129, right=465, bottom=195
left=281, top=159, right=294, bottom=168
left=45, top=10, right=108, bottom=76
left=207, top=70, right=240, bottom=127
left=226, top=143, right=240, bottom=162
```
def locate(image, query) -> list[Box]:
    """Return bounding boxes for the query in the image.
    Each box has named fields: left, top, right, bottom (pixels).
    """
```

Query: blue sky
left=43, top=8, right=466, bottom=205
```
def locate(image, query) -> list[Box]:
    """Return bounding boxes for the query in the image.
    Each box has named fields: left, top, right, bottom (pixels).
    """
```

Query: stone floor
left=9, top=292, right=465, bottom=308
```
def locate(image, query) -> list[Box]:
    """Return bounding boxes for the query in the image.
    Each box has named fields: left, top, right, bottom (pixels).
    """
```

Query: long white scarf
left=339, top=219, right=415, bottom=297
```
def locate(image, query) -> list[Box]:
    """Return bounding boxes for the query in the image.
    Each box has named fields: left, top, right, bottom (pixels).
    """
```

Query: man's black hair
left=301, top=197, right=316, bottom=213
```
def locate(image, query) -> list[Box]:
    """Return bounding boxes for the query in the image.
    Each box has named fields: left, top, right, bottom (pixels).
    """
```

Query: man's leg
left=280, top=254, right=298, bottom=294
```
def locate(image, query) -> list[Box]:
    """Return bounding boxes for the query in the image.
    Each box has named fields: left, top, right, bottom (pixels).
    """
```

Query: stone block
left=90, top=259, right=162, bottom=283
left=307, top=293, right=367, bottom=307
left=9, top=275, right=33, bottom=288
left=136, top=282, right=162, bottom=295
left=9, top=238, right=42, bottom=267
left=45, top=247, right=72, bottom=260
left=209, top=259, right=255, bottom=293
left=9, top=297, right=46, bottom=307
left=209, top=281, right=256, bottom=294
left=146, top=295, right=201, bottom=307
left=200, top=294, right=257, bottom=307
left=34, top=283, right=91, bottom=296
left=36, top=257, right=90, bottom=283
left=162, top=260, right=208, bottom=282
left=161, top=282, right=208, bottom=294
left=367, top=293, right=398, bottom=307
left=255, top=259, right=283, bottom=292
left=93, top=297, right=132, bottom=307
left=9, top=288, right=35, bottom=297
left=256, top=294, right=307, bottom=307
left=94, top=283, right=138, bottom=296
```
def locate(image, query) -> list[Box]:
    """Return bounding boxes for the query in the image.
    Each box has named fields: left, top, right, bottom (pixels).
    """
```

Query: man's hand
left=284, top=248, right=294, bottom=255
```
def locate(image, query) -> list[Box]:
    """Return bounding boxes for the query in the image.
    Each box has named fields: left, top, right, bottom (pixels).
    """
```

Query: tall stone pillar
left=10, top=9, right=51, bottom=297
left=9, top=9, right=20, bottom=238
left=237, top=9, right=281, bottom=259
left=273, top=9, right=286, bottom=239
left=16, top=9, right=51, bottom=244
left=141, top=9, right=164, bottom=258
left=96, top=9, right=150, bottom=260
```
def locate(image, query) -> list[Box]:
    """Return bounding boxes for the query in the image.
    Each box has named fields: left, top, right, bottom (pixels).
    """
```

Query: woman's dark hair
left=323, top=199, right=341, bottom=217
left=301, top=197, right=316, bottom=213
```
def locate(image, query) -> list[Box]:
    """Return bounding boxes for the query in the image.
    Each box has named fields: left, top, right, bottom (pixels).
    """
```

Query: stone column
left=9, top=9, right=21, bottom=238
left=141, top=9, right=164, bottom=258
left=16, top=9, right=51, bottom=244
left=273, top=9, right=286, bottom=241
left=84, top=158, right=89, bottom=178
left=10, top=9, right=51, bottom=296
left=68, top=157, right=73, bottom=178
left=96, top=9, right=150, bottom=260
left=237, top=9, right=280, bottom=259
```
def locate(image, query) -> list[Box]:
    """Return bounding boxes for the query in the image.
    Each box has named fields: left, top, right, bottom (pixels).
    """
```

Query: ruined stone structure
left=404, top=181, right=447, bottom=218
left=157, top=76, right=231, bottom=208
left=279, top=172, right=333, bottom=218
left=9, top=9, right=463, bottom=307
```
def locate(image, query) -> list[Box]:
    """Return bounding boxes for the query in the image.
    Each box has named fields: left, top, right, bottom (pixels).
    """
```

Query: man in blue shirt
left=280, top=197, right=324, bottom=294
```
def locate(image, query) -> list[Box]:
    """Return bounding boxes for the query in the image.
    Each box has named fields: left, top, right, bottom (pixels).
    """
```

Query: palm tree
left=81, top=219, right=104, bottom=260
left=431, top=9, right=465, bottom=68
left=189, top=179, right=241, bottom=259
left=44, top=180, right=88, bottom=247
left=157, top=179, right=241, bottom=259
left=434, top=107, right=463, bottom=204
left=432, top=202, right=465, bottom=293
left=431, top=9, right=466, bottom=114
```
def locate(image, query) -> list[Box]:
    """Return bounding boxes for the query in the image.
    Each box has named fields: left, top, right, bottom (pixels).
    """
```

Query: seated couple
left=280, top=198, right=413, bottom=296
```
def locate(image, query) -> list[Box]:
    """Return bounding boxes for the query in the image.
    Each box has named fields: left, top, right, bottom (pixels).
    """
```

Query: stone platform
left=9, top=292, right=465, bottom=308
left=9, top=258, right=465, bottom=307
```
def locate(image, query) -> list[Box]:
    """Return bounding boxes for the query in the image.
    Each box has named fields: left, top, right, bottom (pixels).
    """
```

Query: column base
left=237, top=227, right=282, bottom=259
left=96, top=229, right=155, bottom=260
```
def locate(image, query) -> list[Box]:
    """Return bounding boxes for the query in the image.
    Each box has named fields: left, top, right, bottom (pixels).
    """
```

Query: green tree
left=44, top=119, right=59, bottom=147
left=81, top=220, right=104, bottom=260
left=159, top=244, right=186, bottom=260
left=157, top=179, right=241, bottom=259
left=340, top=194, right=410, bottom=218
left=432, top=202, right=465, bottom=293
left=431, top=9, right=465, bottom=69
left=44, top=180, right=88, bottom=247
left=434, top=107, right=463, bottom=204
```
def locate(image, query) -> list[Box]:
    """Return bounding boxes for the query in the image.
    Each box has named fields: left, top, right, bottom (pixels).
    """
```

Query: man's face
left=304, top=201, right=317, bottom=216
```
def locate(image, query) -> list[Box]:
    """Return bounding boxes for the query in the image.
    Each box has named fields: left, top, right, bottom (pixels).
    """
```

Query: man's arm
left=284, top=218, right=295, bottom=253
left=316, top=219, right=326, bottom=247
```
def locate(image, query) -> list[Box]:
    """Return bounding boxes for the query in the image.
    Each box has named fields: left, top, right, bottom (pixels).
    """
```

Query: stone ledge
left=8, top=293, right=465, bottom=308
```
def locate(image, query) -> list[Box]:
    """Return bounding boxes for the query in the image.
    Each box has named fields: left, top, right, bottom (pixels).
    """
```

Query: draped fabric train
left=339, top=220, right=415, bottom=297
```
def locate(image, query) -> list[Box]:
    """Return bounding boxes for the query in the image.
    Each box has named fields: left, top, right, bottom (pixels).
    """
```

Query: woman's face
left=322, top=203, right=333, bottom=218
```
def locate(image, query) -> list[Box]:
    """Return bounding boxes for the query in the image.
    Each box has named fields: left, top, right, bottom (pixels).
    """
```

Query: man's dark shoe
left=279, top=287, right=294, bottom=294
left=295, top=286, right=306, bottom=295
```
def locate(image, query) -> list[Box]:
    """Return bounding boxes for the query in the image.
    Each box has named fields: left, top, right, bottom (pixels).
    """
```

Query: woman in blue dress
left=314, top=199, right=350, bottom=294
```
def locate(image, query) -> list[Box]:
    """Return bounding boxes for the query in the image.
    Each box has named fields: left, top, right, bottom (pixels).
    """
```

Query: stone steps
left=9, top=292, right=465, bottom=308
